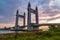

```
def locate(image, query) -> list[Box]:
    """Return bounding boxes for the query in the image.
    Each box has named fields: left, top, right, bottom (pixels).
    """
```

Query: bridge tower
left=15, top=10, right=26, bottom=30
left=27, top=2, right=39, bottom=29
left=15, top=10, right=19, bottom=30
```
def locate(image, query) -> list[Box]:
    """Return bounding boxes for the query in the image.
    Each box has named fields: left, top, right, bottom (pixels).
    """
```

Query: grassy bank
left=0, top=30, right=60, bottom=40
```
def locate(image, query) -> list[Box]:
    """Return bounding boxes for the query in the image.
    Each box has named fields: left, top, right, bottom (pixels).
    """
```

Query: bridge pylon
left=15, top=10, right=26, bottom=30
left=27, top=2, right=39, bottom=30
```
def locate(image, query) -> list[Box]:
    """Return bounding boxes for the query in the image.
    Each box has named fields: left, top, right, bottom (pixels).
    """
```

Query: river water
left=0, top=30, right=24, bottom=34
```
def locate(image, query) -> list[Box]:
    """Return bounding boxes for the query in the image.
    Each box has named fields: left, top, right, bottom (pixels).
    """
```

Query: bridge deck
left=30, top=23, right=60, bottom=27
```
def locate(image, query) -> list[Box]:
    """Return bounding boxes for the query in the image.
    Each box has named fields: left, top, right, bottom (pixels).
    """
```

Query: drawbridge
left=12, top=2, right=60, bottom=31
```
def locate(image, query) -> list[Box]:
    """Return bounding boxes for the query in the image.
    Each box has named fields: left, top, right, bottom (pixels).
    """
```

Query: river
left=0, top=30, right=24, bottom=34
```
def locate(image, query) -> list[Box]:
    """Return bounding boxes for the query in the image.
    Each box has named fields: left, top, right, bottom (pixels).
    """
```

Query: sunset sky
left=0, top=0, right=60, bottom=28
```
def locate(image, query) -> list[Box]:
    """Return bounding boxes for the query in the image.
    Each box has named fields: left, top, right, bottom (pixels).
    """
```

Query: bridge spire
left=17, top=10, right=18, bottom=14
left=16, top=10, right=19, bottom=16
left=36, top=6, right=38, bottom=10
left=28, top=2, right=31, bottom=7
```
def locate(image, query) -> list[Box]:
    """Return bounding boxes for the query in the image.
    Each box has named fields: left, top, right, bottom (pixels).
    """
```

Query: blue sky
left=0, top=0, right=19, bottom=23
left=0, top=0, right=60, bottom=27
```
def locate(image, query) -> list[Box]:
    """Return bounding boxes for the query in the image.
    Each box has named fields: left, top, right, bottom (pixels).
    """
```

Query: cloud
left=47, top=13, right=60, bottom=21
left=49, top=0, right=60, bottom=9
left=18, top=0, right=60, bottom=24
left=0, top=0, right=19, bottom=23
left=0, top=20, right=15, bottom=27
left=48, top=18, right=60, bottom=23
left=38, top=0, right=50, bottom=5
left=0, top=0, right=60, bottom=27
left=0, top=15, right=4, bottom=19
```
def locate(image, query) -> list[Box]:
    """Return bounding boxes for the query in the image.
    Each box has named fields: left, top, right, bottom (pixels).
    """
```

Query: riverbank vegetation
left=0, top=26, right=60, bottom=40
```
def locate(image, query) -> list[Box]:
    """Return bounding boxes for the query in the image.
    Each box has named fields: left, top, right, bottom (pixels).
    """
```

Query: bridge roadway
left=1, top=23, right=60, bottom=31
left=30, top=23, right=60, bottom=27
left=20, top=23, right=60, bottom=27
left=9, top=23, right=60, bottom=31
